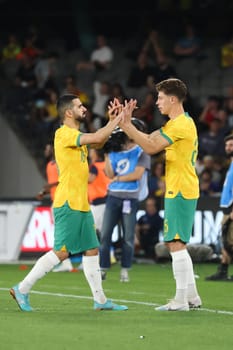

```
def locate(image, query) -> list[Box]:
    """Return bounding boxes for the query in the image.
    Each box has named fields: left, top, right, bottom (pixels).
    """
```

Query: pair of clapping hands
left=107, top=98, right=138, bottom=126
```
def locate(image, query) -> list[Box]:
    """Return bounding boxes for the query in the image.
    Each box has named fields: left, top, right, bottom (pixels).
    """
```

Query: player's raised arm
left=79, top=114, right=122, bottom=146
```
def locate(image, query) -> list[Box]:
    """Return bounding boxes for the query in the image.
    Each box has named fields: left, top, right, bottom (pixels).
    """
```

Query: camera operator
left=99, top=118, right=151, bottom=282
left=206, top=133, right=233, bottom=281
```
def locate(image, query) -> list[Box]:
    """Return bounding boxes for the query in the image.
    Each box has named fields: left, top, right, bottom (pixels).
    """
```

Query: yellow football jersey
left=53, top=125, right=90, bottom=211
left=160, top=113, right=199, bottom=199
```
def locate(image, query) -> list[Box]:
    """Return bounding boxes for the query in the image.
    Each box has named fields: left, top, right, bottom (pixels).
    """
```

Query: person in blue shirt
left=206, top=133, right=233, bottom=281
left=99, top=118, right=150, bottom=282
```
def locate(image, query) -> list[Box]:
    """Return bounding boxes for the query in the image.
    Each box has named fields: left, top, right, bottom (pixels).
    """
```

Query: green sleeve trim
left=77, top=133, right=90, bottom=148
left=159, top=128, right=173, bottom=144
left=77, top=133, right=82, bottom=147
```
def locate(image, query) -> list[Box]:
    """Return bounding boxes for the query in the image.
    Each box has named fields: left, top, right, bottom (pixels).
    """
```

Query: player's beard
left=75, top=113, right=86, bottom=122
left=226, top=151, right=233, bottom=158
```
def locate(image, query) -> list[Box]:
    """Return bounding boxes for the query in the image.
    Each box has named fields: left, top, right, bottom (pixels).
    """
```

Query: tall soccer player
left=116, top=78, right=202, bottom=311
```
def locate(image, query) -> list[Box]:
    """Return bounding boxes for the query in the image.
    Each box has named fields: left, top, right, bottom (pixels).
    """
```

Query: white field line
left=1, top=287, right=233, bottom=315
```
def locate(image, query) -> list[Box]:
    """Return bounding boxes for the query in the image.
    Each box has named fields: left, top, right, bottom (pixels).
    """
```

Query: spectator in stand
left=107, top=82, right=128, bottom=105
left=133, top=91, right=158, bottom=132
left=16, top=36, right=42, bottom=61
left=202, top=155, right=223, bottom=186
left=76, top=34, right=114, bottom=75
left=14, top=53, right=37, bottom=88
left=42, top=89, right=60, bottom=138
left=34, top=51, right=59, bottom=90
left=141, top=28, right=171, bottom=62
left=173, top=23, right=201, bottom=60
left=31, top=89, right=60, bottom=143
left=26, top=24, right=46, bottom=53
left=198, top=118, right=226, bottom=158
left=199, top=169, right=220, bottom=197
left=61, top=74, right=90, bottom=106
left=198, top=95, right=222, bottom=131
left=135, top=196, right=163, bottom=259
left=154, top=51, right=177, bottom=83
left=216, top=108, right=231, bottom=136
left=141, top=28, right=177, bottom=84
left=127, top=51, right=156, bottom=90
left=126, top=50, right=158, bottom=105
left=221, top=34, right=233, bottom=68
left=7, top=53, right=38, bottom=113
left=148, top=159, right=166, bottom=198
left=1, top=33, right=21, bottom=62
left=223, top=89, right=233, bottom=130
left=24, top=89, right=60, bottom=147
left=92, top=80, right=111, bottom=125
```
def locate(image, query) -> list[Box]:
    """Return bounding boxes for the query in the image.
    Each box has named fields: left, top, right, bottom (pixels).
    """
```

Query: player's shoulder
left=56, top=125, right=80, bottom=137
left=182, top=112, right=195, bottom=123
left=55, top=125, right=64, bottom=136
left=177, top=112, right=196, bottom=129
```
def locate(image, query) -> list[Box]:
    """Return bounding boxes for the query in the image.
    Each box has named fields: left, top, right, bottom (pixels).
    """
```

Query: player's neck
left=169, top=105, right=184, bottom=120
left=64, top=119, right=80, bottom=129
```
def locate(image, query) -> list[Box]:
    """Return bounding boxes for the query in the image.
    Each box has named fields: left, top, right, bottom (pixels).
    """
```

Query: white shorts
left=90, top=203, right=106, bottom=232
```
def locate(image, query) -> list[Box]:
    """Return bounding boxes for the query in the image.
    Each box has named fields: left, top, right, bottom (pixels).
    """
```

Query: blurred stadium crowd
left=0, top=1, right=233, bottom=201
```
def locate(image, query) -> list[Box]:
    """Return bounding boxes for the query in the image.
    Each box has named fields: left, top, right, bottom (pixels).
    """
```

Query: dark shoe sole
left=10, top=288, right=21, bottom=310
left=205, top=277, right=231, bottom=281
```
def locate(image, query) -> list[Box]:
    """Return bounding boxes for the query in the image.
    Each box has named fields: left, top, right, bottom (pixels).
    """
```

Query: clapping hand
left=107, top=98, right=123, bottom=121
left=119, top=98, right=138, bottom=126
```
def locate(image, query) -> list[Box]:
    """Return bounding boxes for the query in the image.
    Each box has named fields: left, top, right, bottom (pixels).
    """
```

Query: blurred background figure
left=77, top=34, right=114, bottom=72
left=135, top=196, right=163, bottom=260
left=221, top=34, right=233, bottom=68
left=1, top=33, right=21, bottom=62
left=88, top=148, right=110, bottom=240
left=173, top=22, right=202, bottom=60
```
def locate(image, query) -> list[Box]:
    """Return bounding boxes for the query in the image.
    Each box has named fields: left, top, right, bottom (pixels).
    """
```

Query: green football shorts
left=163, top=194, right=197, bottom=243
left=53, top=201, right=100, bottom=254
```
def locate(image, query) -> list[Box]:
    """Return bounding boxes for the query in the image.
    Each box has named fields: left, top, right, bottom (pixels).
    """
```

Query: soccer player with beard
left=10, top=94, right=129, bottom=312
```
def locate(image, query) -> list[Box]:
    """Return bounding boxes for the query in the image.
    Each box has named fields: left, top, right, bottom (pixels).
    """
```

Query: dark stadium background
left=0, top=0, right=233, bottom=47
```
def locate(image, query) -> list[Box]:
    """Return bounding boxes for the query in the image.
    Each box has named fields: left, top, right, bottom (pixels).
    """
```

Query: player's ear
left=66, top=108, right=73, bottom=118
left=170, top=96, right=176, bottom=104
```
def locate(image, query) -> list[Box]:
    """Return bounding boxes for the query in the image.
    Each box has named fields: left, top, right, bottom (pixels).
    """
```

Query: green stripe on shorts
left=163, top=194, right=197, bottom=243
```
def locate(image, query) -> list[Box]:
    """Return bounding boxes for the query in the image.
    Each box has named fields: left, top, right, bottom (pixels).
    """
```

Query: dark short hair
left=56, top=94, right=78, bottom=121
left=155, top=78, right=187, bottom=102
left=224, top=133, right=233, bottom=142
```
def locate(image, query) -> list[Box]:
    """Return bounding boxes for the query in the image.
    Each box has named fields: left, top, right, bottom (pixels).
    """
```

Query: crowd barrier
left=0, top=196, right=223, bottom=262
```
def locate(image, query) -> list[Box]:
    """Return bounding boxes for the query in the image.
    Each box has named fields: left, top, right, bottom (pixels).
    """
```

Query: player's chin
left=77, top=115, right=86, bottom=121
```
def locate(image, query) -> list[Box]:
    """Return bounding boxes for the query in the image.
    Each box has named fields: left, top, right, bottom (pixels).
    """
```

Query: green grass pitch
left=0, top=262, right=233, bottom=350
